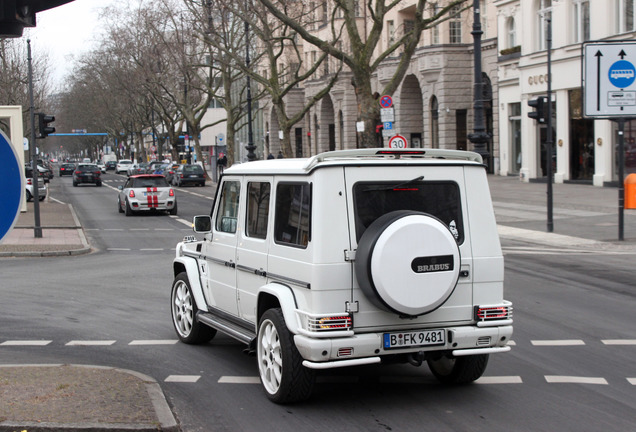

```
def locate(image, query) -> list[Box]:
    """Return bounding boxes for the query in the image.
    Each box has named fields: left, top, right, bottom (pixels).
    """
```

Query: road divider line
left=545, top=376, right=608, bottom=385
left=129, top=340, right=178, bottom=345
left=476, top=376, right=523, bottom=384
left=628, top=378, right=636, bottom=385
left=218, top=376, right=260, bottom=384
left=0, top=340, right=52, bottom=346
left=531, top=340, right=585, bottom=346
left=602, top=339, right=636, bottom=345
left=165, top=375, right=201, bottom=383
left=66, top=340, right=116, bottom=346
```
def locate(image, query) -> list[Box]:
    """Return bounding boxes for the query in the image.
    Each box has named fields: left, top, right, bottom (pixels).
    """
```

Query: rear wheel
left=169, top=202, right=178, bottom=216
left=117, top=198, right=124, bottom=213
left=170, top=272, right=216, bottom=344
left=26, top=190, right=33, bottom=202
left=257, top=308, right=315, bottom=404
left=125, top=199, right=132, bottom=216
left=427, top=354, right=489, bottom=384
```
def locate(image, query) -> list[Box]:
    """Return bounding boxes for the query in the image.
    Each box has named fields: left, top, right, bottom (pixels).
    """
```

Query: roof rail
left=303, top=148, right=483, bottom=170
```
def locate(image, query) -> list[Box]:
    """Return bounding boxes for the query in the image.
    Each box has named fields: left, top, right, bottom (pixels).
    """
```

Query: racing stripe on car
left=146, top=187, right=158, bottom=208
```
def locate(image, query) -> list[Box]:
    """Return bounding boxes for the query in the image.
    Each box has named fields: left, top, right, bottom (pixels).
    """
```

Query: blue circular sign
left=608, top=60, right=636, bottom=89
left=0, top=130, right=24, bottom=243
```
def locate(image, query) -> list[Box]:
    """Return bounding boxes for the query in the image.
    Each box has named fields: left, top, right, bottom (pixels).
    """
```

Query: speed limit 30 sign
left=388, top=134, right=408, bottom=149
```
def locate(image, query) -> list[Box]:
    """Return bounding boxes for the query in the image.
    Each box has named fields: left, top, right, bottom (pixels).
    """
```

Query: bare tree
left=258, top=0, right=467, bottom=148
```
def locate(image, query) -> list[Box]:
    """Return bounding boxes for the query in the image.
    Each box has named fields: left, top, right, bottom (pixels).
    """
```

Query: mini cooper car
left=170, top=149, right=513, bottom=403
left=117, top=174, right=177, bottom=216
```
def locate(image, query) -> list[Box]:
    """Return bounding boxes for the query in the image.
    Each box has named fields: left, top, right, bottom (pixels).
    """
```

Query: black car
left=172, top=164, right=205, bottom=187
left=59, top=163, right=76, bottom=176
left=73, top=163, right=102, bottom=187
left=105, top=161, right=117, bottom=170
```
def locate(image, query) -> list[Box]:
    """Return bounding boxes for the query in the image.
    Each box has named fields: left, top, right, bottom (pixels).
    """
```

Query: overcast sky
left=24, top=0, right=117, bottom=86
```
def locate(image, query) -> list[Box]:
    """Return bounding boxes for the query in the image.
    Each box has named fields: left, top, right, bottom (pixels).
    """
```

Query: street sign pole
left=546, top=18, right=554, bottom=233
left=27, top=39, right=42, bottom=238
left=616, top=118, right=626, bottom=241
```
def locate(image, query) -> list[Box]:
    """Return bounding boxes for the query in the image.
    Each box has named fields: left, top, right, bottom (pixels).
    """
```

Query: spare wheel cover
left=355, top=211, right=460, bottom=316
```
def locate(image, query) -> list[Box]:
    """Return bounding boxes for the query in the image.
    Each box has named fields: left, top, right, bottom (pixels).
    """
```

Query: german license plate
left=190, top=175, right=198, bottom=178
left=383, top=329, right=445, bottom=349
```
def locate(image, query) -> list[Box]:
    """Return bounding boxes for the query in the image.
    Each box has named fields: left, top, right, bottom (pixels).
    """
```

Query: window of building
left=507, top=17, right=516, bottom=48
left=275, top=183, right=311, bottom=248
left=537, top=0, right=552, bottom=51
left=215, top=181, right=241, bottom=233
left=387, top=20, right=396, bottom=46
left=573, top=0, right=590, bottom=42
left=509, top=103, right=522, bottom=174
left=617, top=0, right=635, bottom=32
left=246, top=182, right=270, bottom=239
left=449, top=5, right=462, bottom=43
left=430, top=3, right=440, bottom=44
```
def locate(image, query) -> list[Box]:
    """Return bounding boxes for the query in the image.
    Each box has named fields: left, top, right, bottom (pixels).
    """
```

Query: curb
left=0, top=364, right=179, bottom=432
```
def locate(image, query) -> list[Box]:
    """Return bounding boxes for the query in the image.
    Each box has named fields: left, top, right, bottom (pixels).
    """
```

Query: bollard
left=625, top=173, right=636, bottom=209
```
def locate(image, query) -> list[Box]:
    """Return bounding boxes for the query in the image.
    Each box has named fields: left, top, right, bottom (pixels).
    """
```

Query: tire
left=26, top=190, right=33, bottom=202
left=125, top=199, right=132, bottom=216
left=118, top=198, right=124, bottom=213
left=96, top=181, right=102, bottom=187
left=38, top=195, right=45, bottom=201
left=73, top=181, right=78, bottom=187
left=354, top=210, right=460, bottom=317
left=257, top=308, right=315, bottom=404
left=169, top=202, right=178, bottom=216
left=427, top=354, right=489, bottom=384
left=170, top=272, right=216, bottom=344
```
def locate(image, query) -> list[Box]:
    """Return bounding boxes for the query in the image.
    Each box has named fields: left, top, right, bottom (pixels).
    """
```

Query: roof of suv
left=225, top=149, right=484, bottom=176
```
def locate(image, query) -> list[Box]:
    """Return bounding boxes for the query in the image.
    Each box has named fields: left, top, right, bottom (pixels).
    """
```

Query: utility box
left=626, top=173, right=636, bottom=209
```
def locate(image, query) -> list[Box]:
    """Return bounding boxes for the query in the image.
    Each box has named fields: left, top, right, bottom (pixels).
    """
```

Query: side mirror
left=193, top=215, right=212, bottom=233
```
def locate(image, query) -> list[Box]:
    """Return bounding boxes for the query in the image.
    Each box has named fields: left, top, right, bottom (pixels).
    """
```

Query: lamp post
left=244, top=3, right=256, bottom=161
left=467, top=0, right=490, bottom=166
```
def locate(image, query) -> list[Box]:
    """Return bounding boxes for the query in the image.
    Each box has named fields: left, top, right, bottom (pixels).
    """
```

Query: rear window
left=353, top=180, right=463, bottom=244
left=78, top=165, right=98, bottom=171
left=132, top=177, right=169, bottom=188
left=183, top=165, right=203, bottom=173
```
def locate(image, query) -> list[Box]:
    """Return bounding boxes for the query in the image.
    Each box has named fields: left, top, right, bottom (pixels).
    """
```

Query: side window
left=215, top=180, right=241, bottom=233
left=274, top=182, right=311, bottom=248
left=246, top=182, right=271, bottom=239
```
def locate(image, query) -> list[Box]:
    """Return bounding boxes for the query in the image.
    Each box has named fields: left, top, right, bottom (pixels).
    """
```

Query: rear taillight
left=27, top=178, right=33, bottom=185
left=169, top=189, right=174, bottom=197
left=129, top=190, right=136, bottom=198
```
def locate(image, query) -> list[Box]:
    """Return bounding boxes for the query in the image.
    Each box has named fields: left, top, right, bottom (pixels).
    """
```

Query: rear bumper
left=294, top=324, right=513, bottom=370
left=129, top=199, right=176, bottom=211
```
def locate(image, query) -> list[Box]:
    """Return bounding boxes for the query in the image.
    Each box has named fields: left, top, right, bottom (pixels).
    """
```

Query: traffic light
left=527, top=97, right=547, bottom=124
left=36, top=113, right=55, bottom=138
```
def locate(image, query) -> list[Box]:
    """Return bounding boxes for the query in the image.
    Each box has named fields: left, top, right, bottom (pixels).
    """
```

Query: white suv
left=171, top=149, right=513, bottom=403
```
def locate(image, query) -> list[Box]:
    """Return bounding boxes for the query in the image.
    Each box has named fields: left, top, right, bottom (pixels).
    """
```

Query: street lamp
left=244, top=2, right=256, bottom=161
left=467, top=0, right=490, bottom=166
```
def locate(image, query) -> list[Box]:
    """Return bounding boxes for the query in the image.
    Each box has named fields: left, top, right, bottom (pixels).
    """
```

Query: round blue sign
left=608, top=60, right=636, bottom=89
left=0, top=129, right=24, bottom=243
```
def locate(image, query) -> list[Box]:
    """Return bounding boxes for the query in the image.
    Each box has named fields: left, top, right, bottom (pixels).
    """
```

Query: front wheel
left=257, top=308, right=315, bottom=404
left=170, top=272, right=216, bottom=344
left=427, top=354, right=489, bottom=384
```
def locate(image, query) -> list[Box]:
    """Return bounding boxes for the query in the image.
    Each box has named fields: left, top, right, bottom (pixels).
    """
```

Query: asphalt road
left=1, top=171, right=636, bottom=431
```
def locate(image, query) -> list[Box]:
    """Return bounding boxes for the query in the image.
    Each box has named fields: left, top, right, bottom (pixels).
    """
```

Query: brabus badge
left=411, top=255, right=454, bottom=273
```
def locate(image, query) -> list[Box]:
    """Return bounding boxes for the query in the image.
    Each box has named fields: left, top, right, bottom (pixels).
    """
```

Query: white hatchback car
left=115, top=159, right=133, bottom=174
left=171, top=149, right=513, bottom=403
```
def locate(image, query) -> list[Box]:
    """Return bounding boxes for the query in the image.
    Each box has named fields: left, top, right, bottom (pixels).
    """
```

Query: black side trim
left=197, top=308, right=255, bottom=345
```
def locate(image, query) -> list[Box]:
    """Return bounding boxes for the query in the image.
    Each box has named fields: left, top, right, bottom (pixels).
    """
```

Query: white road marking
left=140, top=248, right=165, bottom=251
left=602, top=339, right=636, bottom=345
left=627, top=378, right=636, bottom=385
left=107, top=248, right=131, bottom=251
left=545, top=376, right=608, bottom=385
left=531, top=340, right=585, bottom=346
left=66, top=340, right=116, bottom=346
left=165, top=375, right=201, bottom=383
left=129, top=340, right=178, bottom=345
left=0, top=340, right=52, bottom=346
left=218, top=376, right=260, bottom=384
left=175, top=218, right=193, bottom=227
left=476, top=376, right=523, bottom=384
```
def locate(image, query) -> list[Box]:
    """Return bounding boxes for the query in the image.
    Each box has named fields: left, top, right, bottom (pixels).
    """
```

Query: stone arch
left=319, top=95, right=336, bottom=153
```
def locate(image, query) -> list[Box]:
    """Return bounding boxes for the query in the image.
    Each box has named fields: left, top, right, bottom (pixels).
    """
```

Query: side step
left=197, top=311, right=255, bottom=346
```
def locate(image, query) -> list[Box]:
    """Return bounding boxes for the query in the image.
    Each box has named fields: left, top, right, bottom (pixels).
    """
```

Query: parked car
left=59, top=162, right=76, bottom=176
left=117, top=174, right=177, bottom=216
left=96, top=160, right=106, bottom=173
left=170, top=148, right=513, bottom=403
left=73, top=163, right=102, bottom=187
left=146, top=161, right=165, bottom=173
left=25, top=166, right=47, bottom=201
left=163, top=164, right=180, bottom=184
left=115, top=159, right=133, bottom=174
left=127, top=162, right=149, bottom=176
left=151, top=163, right=171, bottom=175
left=105, top=161, right=117, bottom=171
left=172, top=164, right=205, bottom=187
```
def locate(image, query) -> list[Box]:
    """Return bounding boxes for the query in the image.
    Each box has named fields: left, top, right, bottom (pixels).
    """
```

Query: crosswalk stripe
left=218, top=376, right=260, bottom=384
